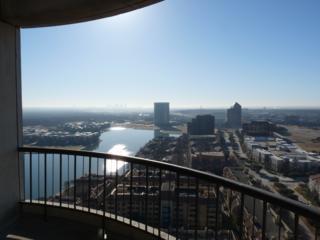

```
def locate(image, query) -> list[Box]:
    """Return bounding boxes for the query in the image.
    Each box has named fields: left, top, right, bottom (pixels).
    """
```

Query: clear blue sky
left=21, top=0, right=320, bottom=109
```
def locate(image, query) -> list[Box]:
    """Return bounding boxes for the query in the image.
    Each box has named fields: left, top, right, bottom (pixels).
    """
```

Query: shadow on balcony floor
left=1, top=214, right=102, bottom=240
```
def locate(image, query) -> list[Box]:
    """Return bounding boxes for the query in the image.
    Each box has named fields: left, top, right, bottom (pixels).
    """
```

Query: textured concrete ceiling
left=0, top=0, right=162, bottom=28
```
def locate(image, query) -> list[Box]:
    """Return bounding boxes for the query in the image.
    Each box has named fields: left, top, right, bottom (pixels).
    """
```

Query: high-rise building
left=154, top=102, right=170, bottom=127
left=226, top=102, right=242, bottom=129
left=242, top=120, right=275, bottom=136
left=187, top=115, right=215, bottom=135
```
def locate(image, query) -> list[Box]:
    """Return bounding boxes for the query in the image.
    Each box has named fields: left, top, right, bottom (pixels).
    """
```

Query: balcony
left=1, top=1, right=320, bottom=239
left=3, top=146, right=318, bottom=239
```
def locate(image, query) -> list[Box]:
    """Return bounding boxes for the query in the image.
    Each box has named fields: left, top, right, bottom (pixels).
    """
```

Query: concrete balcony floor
left=1, top=214, right=103, bottom=240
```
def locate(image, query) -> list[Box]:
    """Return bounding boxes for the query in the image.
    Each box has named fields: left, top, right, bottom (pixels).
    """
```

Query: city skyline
left=22, top=0, right=320, bottom=108
left=22, top=104, right=320, bottom=112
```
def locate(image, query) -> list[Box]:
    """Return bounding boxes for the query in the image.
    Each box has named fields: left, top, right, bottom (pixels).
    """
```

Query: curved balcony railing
left=18, top=147, right=320, bottom=240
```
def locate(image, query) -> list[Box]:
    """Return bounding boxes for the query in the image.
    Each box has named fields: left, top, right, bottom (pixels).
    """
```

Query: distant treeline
left=23, top=110, right=150, bottom=126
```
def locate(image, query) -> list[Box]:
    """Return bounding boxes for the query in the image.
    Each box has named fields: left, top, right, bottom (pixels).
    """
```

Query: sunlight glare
left=105, top=144, right=131, bottom=173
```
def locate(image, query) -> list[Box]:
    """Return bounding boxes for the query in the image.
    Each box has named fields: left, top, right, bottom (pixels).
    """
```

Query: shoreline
left=111, top=122, right=155, bottom=130
left=23, top=125, right=183, bottom=152
left=23, top=144, right=86, bottom=151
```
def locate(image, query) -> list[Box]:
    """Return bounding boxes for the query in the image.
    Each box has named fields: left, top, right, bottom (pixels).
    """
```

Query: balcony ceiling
left=0, top=0, right=162, bottom=28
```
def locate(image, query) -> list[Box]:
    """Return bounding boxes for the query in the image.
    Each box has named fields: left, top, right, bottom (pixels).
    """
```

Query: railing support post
left=88, top=156, right=92, bottom=212
left=262, top=201, right=267, bottom=240
left=29, top=152, right=32, bottom=203
left=215, top=184, right=220, bottom=240
left=239, top=193, right=244, bottom=239
left=59, top=154, right=62, bottom=207
left=44, top=153, right=47, bottom=221
left=102, top=158, right=106, bottom=240
left=175, top=173, right=180, bottom=238
left=74, top=155, right=77, bottom=209
left=195, top=178, right=199, bottom=240
left=158, top=169, right=162, bottom=239
left=294, top=214, right=299, bottom=240
left=130, top=162, right=133, bottom=226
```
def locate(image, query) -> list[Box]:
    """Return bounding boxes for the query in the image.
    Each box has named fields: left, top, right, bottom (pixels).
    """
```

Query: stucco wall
left=0, top=20, right=22, bottom=230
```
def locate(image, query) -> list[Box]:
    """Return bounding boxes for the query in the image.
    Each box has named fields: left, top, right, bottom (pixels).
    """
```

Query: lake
left=24, top=127, right=154, bottom=200
left=95, top=127, right=154, bottom=155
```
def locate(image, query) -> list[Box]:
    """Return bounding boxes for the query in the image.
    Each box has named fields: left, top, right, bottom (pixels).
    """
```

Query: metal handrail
left=18, top=146, right=320, bottom=222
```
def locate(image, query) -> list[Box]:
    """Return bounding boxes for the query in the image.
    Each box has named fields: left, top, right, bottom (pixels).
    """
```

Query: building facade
left=242, top=121, right=275, bottom=137
left=226, top=102, right=242, bottom=129
left=187, top=115, right=215, bottom=135
left=154, top=102, right=170, bottom=127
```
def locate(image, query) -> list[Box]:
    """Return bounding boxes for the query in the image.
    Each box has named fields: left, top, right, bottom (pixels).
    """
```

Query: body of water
left=95, top=127, right=154, bottom=155
left=24, top=127, right=154, bottom=199
left=94, top=127, right=154, bottom=173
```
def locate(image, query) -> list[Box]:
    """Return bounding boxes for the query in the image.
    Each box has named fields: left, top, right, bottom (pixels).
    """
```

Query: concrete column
left=0, top=20, right=22, bottom=230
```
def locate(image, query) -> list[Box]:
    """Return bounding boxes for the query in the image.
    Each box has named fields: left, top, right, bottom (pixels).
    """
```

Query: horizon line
left=23, top=106, right=320, bottom=111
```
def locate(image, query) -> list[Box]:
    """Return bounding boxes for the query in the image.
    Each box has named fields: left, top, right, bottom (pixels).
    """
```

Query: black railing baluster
left=74, top=155, right=77, bottom=209
left=175, top=173, right=180, bottom=238
left=167, top=171, right=171, bottom=240
left=102, top=157, right=106, bottom=239
left=88, top=156, right=92, bottom=212
left=315, top=225, right=319, bottom=240
left=52, top=154, right=54, bottom=204
left=115, top=160, right=118, bottom=220
left=82, top=156, right=84, bottom=210
left=18, top=151, right=24, bottom=202
left=262, top=201, right=267, bottom=240
left=59, top=154, right=62, bottom=207
left=215, top=184, right=220, bottom=240
left=228, top=190, right=232, bottom=240
left=44, top=153, right=47, bottom=219
left=206, top=184, right=209, bottom=240
left=139, top=164, right=143, bottom=229
left=252, top=198, right=256, bottom=239
left=29, top=152, right=32, bottom=203
left=145, top=166, right=149, bottom=231
left=38, top=153, right=40, bottom=201
left=122, top=163, right=125, bottom=221
left=23, top=152, right=26, bottom=202
left=294, top=214, right=299, bottom=240
left=187, top=176, right=190, bottom=239
left=96, top=158, right=99, bottom=214
left=152, top=168, right=155, bottom=231
left=67, top=155, right=70, bottom=207
left=130, top=162, right=133, bottom=225
left=168, top=171, right=171, bottom=238
left=195, top=178, right=199, bottom=240
left=158, top=168, right=162, bottom=239
left=239, top=193, right=245, bottom=239
left=278, top=208, right=282, bottom=240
